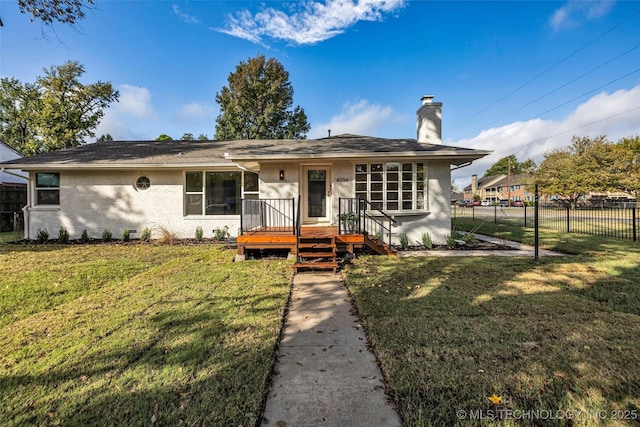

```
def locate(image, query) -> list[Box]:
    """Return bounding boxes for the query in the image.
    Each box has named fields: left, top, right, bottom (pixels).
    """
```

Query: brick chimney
left=416, top=95, right=442, bottom=144
left=471, top=174, right=478, bottom=196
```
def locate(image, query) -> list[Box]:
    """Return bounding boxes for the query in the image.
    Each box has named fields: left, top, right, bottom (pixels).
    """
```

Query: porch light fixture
left=279, top=170, right=285, bottom=181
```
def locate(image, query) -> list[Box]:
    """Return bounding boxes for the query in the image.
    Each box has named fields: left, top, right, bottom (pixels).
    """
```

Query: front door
left=303, top=167, right=331, bottom=223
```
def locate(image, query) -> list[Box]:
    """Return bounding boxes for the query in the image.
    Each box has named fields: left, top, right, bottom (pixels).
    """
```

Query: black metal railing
left=338, top=198, right=397, bottom=245
left=240, top=198, right=296, bottom=235
left=452, top=204, right=640, bottom=241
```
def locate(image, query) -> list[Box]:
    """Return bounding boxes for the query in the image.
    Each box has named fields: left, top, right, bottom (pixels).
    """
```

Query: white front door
left=302, top=166, right=331, bottom=223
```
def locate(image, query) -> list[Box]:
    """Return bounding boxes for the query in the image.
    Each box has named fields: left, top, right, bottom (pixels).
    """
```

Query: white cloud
left=549, top=0, right=615, bottom=31
left=93, top=84, right=157, bottom=140
left=451, top=85, right=640, bottom=188
left=309, top=99, right=398, bottom=138
left=173, top=4, right=200, bottom=24
left=116, top=84, right=157, bottom=119
left=218, top=0, right=405, bottom=45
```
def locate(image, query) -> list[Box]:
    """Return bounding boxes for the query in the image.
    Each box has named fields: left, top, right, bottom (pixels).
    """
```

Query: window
left=135, top=176, right=151, bottom=191
left=35, top=172, right=60, bottom=205
left=355, top=162, right=426, bottom=211
left=184, top=171, right=258, bottom=215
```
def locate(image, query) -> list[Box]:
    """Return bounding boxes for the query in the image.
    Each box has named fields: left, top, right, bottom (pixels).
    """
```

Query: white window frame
left=184, top=170, right=259, bottom=216
left=355, top=162, right=427, bottom=212
left=34, top=172, right=60, bottom=206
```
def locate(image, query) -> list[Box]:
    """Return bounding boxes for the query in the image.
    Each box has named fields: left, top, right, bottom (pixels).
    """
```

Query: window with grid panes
left=354, top=162, right=426, bottom=211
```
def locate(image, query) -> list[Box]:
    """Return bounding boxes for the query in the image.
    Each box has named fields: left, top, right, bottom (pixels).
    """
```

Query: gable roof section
left=1, top=135, right=491, bottom=170
left=225, top=134, right=490, bottom=165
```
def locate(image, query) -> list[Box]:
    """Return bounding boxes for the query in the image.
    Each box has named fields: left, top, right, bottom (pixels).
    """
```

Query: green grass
left=343, top=230, right=640, bottom=426
left=0, top=230, right=23, bottom=243
left=0, top=243, right=293, bottom=426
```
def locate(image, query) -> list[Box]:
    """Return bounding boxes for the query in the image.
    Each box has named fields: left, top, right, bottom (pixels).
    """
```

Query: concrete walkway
left=261, top=272, right=402, bottom=427
left=398, top=233, right=565, bottom=257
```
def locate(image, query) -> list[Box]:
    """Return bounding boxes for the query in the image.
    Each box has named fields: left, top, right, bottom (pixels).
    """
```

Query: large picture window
left=184, top=171, right=259, bottom=215
left=355, top=162, right=426, bottom=211
left=35, top=172, right=60, bottom=205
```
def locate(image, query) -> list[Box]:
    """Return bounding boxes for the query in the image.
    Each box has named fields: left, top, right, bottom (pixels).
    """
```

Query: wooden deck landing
left=236, top=226, right=395, bottom=257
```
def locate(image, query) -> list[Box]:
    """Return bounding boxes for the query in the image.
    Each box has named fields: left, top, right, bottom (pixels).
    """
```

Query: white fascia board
left=1, top=162, right=235, bottom=171
left=226, top=150, right=492, bottom=162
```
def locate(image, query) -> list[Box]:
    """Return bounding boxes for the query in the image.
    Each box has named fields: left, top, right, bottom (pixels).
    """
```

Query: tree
left=197, top=133, right=208, bottom=140
left=0, top=78, right=41, bottom=155
left=533, top=136, right=618, bottom=207
left=0, top=61, right=119, bottom=156
left=97, top=133, right=113, bottom=142
left=484, top=155, right=537, bottom=177
left=214, top=55, right=310, bottom=140
left=18, top=0, right=94, bottom=25
left=180, top=133, right=194, bottom=141
left=156, top=134, right=172, bottom=141
left=613, top=135, right=640, bottom=199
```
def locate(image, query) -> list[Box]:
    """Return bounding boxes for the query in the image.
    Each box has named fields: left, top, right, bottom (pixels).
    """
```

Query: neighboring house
left=0, top=96, right=490, bottom=246
left=0, top=142, right=27, bottom=233
left=464, top=173, right=533, bottom=203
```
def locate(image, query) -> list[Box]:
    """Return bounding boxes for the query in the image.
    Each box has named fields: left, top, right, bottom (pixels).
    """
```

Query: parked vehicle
left=480, top=200, right=491, bottom=207
left=472, top=200, right=482, bottom=206
left=513, top=200, right=524, bottom=207
left=499, top=200, right=509, bottom=207
left=458, top=200, right=471, bottom=207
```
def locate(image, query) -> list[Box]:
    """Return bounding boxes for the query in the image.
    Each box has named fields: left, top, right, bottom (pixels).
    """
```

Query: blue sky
left=1, top=0, right=640, bottom=187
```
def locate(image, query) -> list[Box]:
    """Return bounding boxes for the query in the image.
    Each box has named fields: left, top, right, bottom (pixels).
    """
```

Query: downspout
left=1, top=167, right=31, bottom=240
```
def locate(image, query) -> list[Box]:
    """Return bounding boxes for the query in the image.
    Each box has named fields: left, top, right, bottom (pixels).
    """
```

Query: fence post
left=494, top=205, right=497, bottom=224
left=633, top=207, right=637, bottom=242
left=524, top=205, right=527, bottom=228
left=535, top=185, right=539, bottom=261
left=566, top=207, right=570, bottom=233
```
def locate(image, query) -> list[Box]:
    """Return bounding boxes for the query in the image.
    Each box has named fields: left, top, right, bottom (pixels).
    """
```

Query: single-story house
left=0, top=96, right=490, bottom=250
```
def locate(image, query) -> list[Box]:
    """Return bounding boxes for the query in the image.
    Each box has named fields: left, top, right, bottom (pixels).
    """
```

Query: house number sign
left=336, top=177, right=349, bottom=182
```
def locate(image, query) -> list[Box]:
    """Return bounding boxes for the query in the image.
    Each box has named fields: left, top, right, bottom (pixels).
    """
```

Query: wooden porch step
left=293, top=261, right=338, bottom=273
left=298, top=243, right=335, bottom=249
left=298, top=252, right=336, bottom=258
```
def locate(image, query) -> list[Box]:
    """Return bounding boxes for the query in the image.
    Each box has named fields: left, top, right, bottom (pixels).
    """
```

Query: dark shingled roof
left=1, top=134, right=490, bottom=169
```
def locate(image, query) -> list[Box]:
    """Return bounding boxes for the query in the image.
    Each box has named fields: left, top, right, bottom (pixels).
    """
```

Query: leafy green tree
left=0, top=78, right=41, bottom=155
left=36, top=61, right=119, bottom=153
left=18, top=0, right=94, bottom=25
left=484, top=155, right=537, bottom=177
left=613, top=135, right=640, bottom=199
left=180, top=133, right=194, bottom=141
left=214, top=55, right=310, bottom=140
left=156, top=134, right=172, bottom=141
left=97, top=133, right=113, bottom=142
left=533, top=136, right=618, bottom=207
left=0, top=61, right=118, bottom=156
left=197, top=133, right=208, bottom=140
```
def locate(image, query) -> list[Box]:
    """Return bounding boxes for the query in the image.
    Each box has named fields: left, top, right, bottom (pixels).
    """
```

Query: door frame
left=301, top=164, right=332, bottom=224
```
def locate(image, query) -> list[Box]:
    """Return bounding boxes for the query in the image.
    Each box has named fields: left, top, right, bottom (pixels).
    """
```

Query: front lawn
left=344, top=232, right=640, bottom=426
left=0, top=243, right=292, bottom=426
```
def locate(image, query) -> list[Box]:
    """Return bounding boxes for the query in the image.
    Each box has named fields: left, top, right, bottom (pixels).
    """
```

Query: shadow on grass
left=0, top=252, right=292, bottom=427
left=343, top=250, right=640, bottom=426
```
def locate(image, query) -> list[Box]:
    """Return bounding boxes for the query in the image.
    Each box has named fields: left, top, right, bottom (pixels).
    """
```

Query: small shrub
left=58, top=226, right=70, bottom=244
left=102, top=229, right=112, bottom=243
left=213, top=226, right=229, bottom=241
left=157, top=225, right=177, bottom=244
left=398, top=232, right=409, bottom=250
left=140, top=227, right=151, bottom=242
left=195, top=226, right=204, bottom=242
left=36, top=228, right=49, bottom=243
left=445, top=234, right=456, bottom=248
left=122, top=229, right=131, bottom=242
left=80, top=229, right=89, bottom=243
left=421, top=232, right=433, bottom=249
